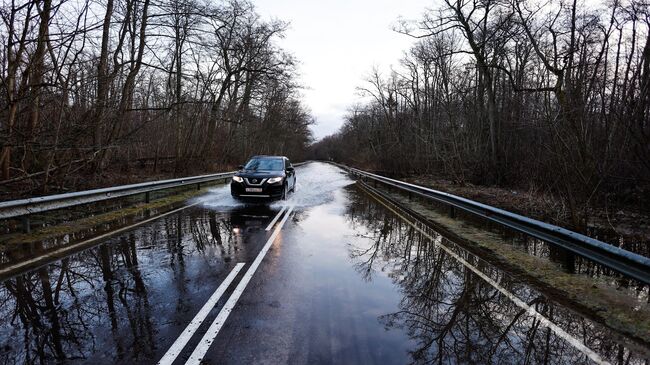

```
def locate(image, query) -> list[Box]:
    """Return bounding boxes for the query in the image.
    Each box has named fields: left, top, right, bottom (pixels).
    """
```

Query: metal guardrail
left=0, top=171, right=236, bottom=227
left=333, top=162, right=650, bottom=285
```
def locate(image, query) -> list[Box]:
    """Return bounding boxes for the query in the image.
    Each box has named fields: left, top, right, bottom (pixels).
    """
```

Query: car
left=230, top=155, right=296, bottom=200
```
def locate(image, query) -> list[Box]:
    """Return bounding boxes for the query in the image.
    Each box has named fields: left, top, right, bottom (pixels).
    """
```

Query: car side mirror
left=286, top=166, right=294, bottom=172
left=238, top=165, right=244, bottom=170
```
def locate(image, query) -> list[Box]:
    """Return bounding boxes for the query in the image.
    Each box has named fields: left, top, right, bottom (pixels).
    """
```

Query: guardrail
left=0, top=161, right=309, bottom=233
left=333, top=162, right=650, bottom=285
left=0, top=172, right=236, bottom=231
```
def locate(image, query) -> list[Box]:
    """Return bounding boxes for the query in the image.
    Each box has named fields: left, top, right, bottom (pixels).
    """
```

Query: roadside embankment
left=404, top=176, right=650, bottom=258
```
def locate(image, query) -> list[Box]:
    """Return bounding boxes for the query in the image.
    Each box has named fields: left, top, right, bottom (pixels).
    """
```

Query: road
left=0, top=163, right=647, bottom=364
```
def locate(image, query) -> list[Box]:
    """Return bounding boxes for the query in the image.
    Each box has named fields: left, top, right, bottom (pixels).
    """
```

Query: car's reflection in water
left=0, top=206, right=278, bottom=365
left=344, top=190, right=648, bottom=364
left=229, top=205, right=279, bottom=234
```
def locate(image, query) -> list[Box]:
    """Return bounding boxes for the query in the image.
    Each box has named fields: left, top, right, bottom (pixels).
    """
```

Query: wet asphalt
left=0, top=163, right=648, bottom=365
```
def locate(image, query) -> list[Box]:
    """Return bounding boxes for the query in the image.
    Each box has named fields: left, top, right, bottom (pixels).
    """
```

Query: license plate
left=245, top=188, right=263, bottom=193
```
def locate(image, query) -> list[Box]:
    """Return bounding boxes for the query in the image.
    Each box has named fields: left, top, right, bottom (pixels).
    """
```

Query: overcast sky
left=254, top=0, right=433, bottom=140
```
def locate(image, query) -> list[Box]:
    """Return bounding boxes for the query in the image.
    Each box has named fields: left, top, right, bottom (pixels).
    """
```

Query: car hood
left=236, top=170, right=285, bottom=179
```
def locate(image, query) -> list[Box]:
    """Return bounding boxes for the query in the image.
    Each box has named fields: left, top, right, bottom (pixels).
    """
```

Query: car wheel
left=291, top=178, right=296, bottom=192
left=281, top=183, right=288, bottom=200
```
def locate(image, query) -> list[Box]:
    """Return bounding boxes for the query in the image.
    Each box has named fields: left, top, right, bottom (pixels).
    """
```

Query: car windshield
left=244, top=158, right=283, bottom=171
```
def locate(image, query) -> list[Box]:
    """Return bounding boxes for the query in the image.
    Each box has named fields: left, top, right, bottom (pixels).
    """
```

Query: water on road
left=0, top=163, right=647, bottom=364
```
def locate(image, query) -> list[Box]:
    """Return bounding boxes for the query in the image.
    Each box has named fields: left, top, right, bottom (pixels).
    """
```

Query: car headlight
left=267, top=177, right=283, bottom=184
left=232, top=176, right=243, bottom=183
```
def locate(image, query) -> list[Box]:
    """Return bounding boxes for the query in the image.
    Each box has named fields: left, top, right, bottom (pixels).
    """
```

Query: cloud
left=255, top=0, right=430, bottom=139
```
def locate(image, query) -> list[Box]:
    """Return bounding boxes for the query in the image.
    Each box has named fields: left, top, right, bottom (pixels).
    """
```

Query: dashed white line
left=265, top=205, right=287, bottom=231
left=184, top=206, right=295, bottom=365
left=157, top=262, right=245, bottom=365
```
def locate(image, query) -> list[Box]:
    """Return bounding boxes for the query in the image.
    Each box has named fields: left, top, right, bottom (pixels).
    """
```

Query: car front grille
left=244, top=178, right=267, bottom=186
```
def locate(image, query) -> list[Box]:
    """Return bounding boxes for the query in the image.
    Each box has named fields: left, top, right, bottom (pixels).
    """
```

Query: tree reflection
left=346, top=193, right=646, bottom=364
left=0, top=208, right=240, bottom=364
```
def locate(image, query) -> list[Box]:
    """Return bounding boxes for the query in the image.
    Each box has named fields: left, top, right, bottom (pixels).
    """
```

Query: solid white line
left=185, top=206, right=295, bottom=365
left=157, top=263, right=245, bottom=365
left=371, top=195, right=609, bottom=365
left=0, top=202, right=201, bottom=278
left=265, top=206, right=287, bottom=231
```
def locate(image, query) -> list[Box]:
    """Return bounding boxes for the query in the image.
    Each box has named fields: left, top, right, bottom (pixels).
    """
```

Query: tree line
left=310, top=0, right=650, bottom=230
left=0, top=0, right=313, bottom=197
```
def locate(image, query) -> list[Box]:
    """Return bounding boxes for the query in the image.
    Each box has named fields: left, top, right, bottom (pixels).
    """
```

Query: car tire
left=281, top=183, right=288, bottom=200
left=291, top=178, right=296, bottom=192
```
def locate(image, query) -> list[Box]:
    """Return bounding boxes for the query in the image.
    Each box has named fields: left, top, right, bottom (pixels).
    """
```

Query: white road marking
left=184, top=206, right=295, bottom=365
left=368, top=192, right=609, bottom=365
left=0, top=202, right=201, bottom=278
left=157, top=263, right=245, bottom=365
left=265, top=205, right=287, bottom=231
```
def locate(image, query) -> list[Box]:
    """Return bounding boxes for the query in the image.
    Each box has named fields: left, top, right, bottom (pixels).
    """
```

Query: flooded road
left=0, top=163, right=647, bottom=364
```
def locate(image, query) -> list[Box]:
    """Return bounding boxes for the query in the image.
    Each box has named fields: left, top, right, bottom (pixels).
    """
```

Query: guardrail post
left=197, top=182, right=201, bottom=190
left=21, top=216, right=30, bottom=233
left=449, top=206, right=456, bottom=219
left=564, top=252, right=576, bottom=274
left=145, top=192, right=150, bottom=203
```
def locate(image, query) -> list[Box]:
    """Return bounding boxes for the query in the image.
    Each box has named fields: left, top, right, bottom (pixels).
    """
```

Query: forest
left=0, top=0, right=313, bottom=199
left=310, top=0, right=650, bottom=230
left=2, top=0, right=649, bottom=232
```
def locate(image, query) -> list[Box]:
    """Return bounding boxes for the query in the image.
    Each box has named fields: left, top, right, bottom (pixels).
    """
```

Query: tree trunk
left=94, top=0, right=114, bottom=162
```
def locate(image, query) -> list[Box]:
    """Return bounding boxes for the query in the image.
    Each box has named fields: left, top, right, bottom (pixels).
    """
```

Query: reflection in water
left=345, top=190, right=648, bottom=364
left=0, top=206, right=273, bottom=364
left=1, top=233, right=157, bottom=364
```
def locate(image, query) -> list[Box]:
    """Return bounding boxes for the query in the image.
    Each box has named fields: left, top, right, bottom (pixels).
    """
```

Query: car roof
left=249, top=155, right=286, bottom=159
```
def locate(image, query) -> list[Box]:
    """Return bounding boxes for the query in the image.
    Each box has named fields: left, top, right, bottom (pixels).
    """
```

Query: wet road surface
left=0, top=163, right=648, bottom=364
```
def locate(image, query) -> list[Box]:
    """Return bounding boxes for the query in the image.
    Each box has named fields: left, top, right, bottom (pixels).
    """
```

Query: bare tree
left=312, top=0, right=650, bottom=233
left=0, top=0, right=312, bottom=198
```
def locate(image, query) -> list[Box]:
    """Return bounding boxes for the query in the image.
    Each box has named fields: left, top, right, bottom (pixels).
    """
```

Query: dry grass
left=405, top=176, right=650, bottom=251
